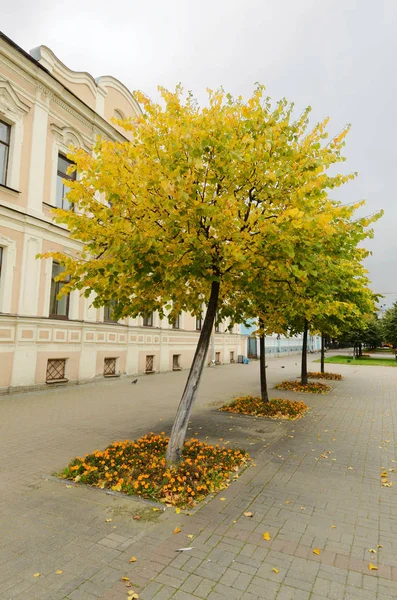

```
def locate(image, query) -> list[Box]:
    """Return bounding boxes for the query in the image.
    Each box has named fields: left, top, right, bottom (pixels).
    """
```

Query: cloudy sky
left=3, top=0, right=396, bottom=306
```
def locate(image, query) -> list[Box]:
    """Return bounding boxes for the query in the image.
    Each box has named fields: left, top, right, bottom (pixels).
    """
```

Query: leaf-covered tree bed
left=220, top=396, right=308, bottom=420
left=274, top=380, right=331, bottom=394
left=58, top=434, right=250, bottom=507
left=308, top=371, right=343, bottom=381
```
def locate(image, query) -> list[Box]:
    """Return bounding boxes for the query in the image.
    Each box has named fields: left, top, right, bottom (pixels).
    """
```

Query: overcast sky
left=2, top=0, right=396, bottom=306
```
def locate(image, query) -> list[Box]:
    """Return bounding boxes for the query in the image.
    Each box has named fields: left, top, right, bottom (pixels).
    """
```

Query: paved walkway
left=1, top=354, right=397, bottom=599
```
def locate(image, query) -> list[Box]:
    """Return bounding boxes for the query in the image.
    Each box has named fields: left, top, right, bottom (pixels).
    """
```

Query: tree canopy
left=40, top=85, right=379, bottom=462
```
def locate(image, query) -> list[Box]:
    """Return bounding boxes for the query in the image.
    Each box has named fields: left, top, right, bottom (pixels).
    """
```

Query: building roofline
left=0, top=31, right=141, bottom=135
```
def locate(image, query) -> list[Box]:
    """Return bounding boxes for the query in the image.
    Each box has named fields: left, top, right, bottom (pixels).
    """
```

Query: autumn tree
left=42, top=85, right=358, bottom=463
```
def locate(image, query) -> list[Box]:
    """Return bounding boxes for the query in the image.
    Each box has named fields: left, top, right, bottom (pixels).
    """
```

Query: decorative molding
left=0, top=77, right=30, bottom=120
left=49, top=122, right=90, bottom=150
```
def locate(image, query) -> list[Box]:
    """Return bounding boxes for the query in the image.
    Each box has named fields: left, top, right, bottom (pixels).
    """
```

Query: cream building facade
left=0, top=33, right=244, bottom=393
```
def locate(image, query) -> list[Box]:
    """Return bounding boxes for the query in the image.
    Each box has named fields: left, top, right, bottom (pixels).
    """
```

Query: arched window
left=114, top=109, right=125, bottom=121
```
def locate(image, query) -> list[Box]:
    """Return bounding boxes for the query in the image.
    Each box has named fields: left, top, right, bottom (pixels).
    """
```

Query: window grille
left=104, top=357, right=117, bottom=376
left=46, top=358, right=67, bottom=382
left=145, top=355, right=154, bottom=373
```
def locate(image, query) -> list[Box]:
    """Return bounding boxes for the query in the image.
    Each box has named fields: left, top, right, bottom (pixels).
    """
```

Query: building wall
left=0, top=34, right=245, bottom=394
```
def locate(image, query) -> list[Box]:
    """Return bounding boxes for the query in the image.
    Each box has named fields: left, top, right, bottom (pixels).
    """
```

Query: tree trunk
left=166, top=280, right=220, bottom=464
left=320, top=332, right=325, bottom=373
left=258, top=319, right=269, bottom=403
left=358, top=342, right=362, bottom=358
left=301, top=320, right=308, bottom=385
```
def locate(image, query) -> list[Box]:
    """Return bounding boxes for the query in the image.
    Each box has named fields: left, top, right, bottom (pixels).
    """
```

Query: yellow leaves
left=263, top=532, right=271, bottom=541
left=244, top=512, right=254, bottom=518
left=56, top=570, right=63, bottom=575
left=312, top=548, right=321, bottom=555
left=331, top=525, right=337, bottom=529
left=220, top=497, right=226, bottom=501
left=128, top=593, right=139, bottom=599
left=105, top=518, right=113, bottom=523
left=272, top=568, right=279, bottom=574
left=381, top=470, right=393, bottom=487
left=175, top=507, right=181, bottom=514
left=152, top=508, right=160, bottom=512
left=368, top=549, right=377, bottom=554
left=121, top=576, right=130, bottom=581
left=129, top=556, right=137, bottom=563
left=187, top=534, right=194, bottom=539
left=173, top=527, right=181, bottom=534
left=368, top=563, right=378, bottom=571
left=33, top=572, right=40, bottom=577
left=65, top=485, right=72, bottom=489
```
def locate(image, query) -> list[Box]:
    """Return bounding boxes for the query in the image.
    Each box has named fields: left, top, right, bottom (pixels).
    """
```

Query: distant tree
left=339, top=315, right=383, bottom=356
left=382, top=302, right=397, bottom=348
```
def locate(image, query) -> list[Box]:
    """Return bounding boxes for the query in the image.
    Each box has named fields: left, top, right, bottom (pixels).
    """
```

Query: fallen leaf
left=129, top=556, right=137, bottom=563
left=33, top=573, right=40, bottom=577
left=105, top=518, right=113, bottom=523
left=152, top=508, right=160, bottom=512
left=377, top=544, right=383, bottom=548
left=272, top=568, right=279, bottom=573
left=300, top=506, right=305, bottom=511
left=348, top=467, right=353, bottom=470
left=65, top=485, right=72, bottom=489
left=263, top=532, right=271, bottom=541
left=176, top=547, right=194, bottom=552
left=187, top=534, right=194, bottom=539
left=121, top=576, right=130, bottom=581
left=368, top=549, right=377, bottom=553
left=173, top=527, right=181, bottom=534
left=331, top=525, right=336, bottom=529
left=368, top=563, right=378, bottom=571
left=220, top=498, right=226, bottom=501
left=244, top=512, right=254, bottom=518
left=56, top=570, right=63, bottom=574
left=175, top=508, right=181, bottom=514
left=133, top=515, right=141, bottom=520
left=285, top=500, right=290, bottom=504
left=312, top=548, right=320, bottom=555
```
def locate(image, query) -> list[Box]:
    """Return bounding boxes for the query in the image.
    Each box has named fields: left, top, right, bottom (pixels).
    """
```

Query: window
left=143, top=313, right=153, bottom=327
left=0, top=120, right=10, bottom=186
left=104, top=301, right=117, bottom=323
left=215, top=352, right=221, bottom=364
left=56, top=154, right=76, bottom=209
left=145, top=355, right=154, bottom=373
left=104, top=357, right=118, bottom=377
left=46, top=358, right=67, bottom=383
left=173, top=354, right=181, bottom=370
left=114, top=109, right=125, bottom=121
left=172, top=314, right=180, bottom=329
left=49, top=262, right=69, bottom=319
left=215, top=312, right=220, bottom=333
left=196, top=315, right=202, bottom=331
